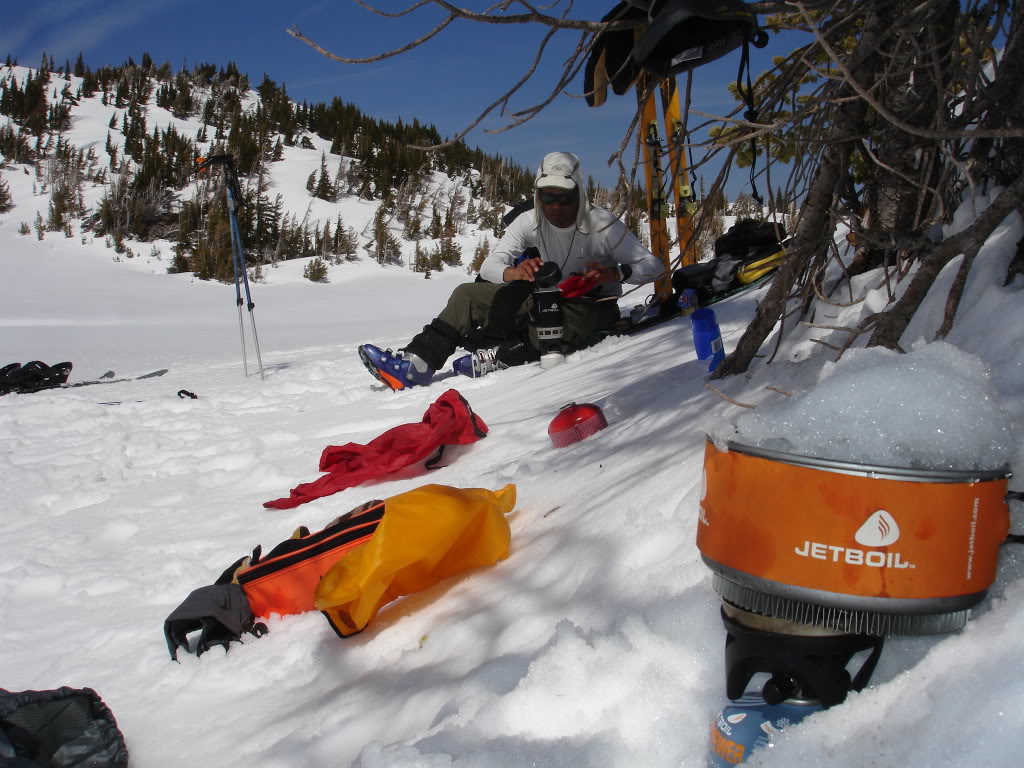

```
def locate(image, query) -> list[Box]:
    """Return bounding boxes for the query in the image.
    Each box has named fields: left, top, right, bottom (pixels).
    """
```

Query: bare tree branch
left=868, top=172, right=1024, bottom=348
left=795, top=1, right=1024, bottom=140
left=287, top=17, right=456, bottom=64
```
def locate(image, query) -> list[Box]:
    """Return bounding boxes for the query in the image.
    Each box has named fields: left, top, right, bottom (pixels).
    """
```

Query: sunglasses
left=539, top=191, right=578, bottom=206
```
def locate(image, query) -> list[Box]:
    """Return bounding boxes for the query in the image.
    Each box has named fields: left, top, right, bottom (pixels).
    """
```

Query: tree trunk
left=712, top=146, right=847, bottom=378
left=713, top=0, right=894, bottom=377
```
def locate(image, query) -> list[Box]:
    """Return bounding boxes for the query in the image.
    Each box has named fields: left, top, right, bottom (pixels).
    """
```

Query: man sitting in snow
left=358, top=151, right=664, bottom=390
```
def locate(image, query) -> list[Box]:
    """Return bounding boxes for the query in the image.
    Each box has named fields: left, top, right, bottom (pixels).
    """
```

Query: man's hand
left=583, top=262, right=621, bottom=284
left=503, top=256, right=544, bottom=282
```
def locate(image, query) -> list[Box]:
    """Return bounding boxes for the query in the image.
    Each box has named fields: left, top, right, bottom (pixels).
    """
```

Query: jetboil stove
left=697, top=439, right=1011, bottom=766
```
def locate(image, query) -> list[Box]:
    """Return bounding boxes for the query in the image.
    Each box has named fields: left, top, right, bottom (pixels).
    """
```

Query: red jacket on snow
left=264, top=389, right=488, bottom=510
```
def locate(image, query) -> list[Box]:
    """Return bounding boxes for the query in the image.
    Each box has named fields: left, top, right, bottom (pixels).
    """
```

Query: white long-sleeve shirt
left=478, top=206, right=664, bottom=298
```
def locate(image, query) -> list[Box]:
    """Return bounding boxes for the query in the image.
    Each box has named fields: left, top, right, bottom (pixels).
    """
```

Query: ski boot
left=452, top=347, right=505, bottom=379
left=20, top=361, right=74, bottom=393
left=358, top=345, right=434, bottom=391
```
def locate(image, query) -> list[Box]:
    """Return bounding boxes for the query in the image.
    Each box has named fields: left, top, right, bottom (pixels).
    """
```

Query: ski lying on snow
left=622, top=271, right=778, bottom=336
left=68, top=368, right=169, bottom=387
left=14, top=368, right=169, bottom=394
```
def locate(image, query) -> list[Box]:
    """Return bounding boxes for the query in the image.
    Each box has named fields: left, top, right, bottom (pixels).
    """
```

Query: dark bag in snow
left=0, top=361, right=74, bottom=396
left=713, top=218, right=786, bottom=259
left=672, top=218, right=787, bottom=303
left=0, top=686, right=128, bottom=767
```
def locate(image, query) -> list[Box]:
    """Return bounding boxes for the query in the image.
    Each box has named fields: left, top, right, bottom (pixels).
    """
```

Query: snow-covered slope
left=3, top=64, right=1024, bottom=768
left=0, top=63, right=504, bottom=286
left=2, top=176, right=1023, bottom=767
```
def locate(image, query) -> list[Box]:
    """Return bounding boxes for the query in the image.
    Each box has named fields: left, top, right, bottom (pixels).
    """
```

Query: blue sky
left=4, top=0, right=783, bottom=194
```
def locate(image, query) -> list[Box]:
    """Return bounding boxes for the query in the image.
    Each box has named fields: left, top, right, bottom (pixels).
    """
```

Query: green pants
left=436, top=282, right=620, bottom=352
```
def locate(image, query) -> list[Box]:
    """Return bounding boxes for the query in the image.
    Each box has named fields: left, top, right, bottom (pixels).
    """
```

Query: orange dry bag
left=315, top=483, right=515, bottom=636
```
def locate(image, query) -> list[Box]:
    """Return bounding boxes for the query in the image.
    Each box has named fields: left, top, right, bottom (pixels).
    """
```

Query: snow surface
left=727, top=341, right=1015, bottom=471
left=3, top=69, right=1024, bottom=768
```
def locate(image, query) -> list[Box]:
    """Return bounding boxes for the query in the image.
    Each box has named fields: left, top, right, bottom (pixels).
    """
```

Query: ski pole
left=224, top=172, right=265, bottom=380
left=225, top=179, right=250, bottom=378
left=195, top=155, right=266, bottom=380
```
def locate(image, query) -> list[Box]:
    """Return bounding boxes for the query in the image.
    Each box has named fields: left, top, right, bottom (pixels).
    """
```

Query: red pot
left=548, top=402, right=608, bottom=448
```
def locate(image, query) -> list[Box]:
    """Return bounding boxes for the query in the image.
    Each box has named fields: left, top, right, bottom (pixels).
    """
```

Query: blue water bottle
left=690, top=307, right=725, bottom=372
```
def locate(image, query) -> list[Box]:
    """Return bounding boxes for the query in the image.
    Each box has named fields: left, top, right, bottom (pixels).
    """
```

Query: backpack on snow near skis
left=164, top=483, right=515, bottom=659
left=0, top=360, right=74, bottom=395
left=671, top=218, right=786, bottom=305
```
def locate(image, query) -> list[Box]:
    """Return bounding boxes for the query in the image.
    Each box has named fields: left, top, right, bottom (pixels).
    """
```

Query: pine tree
left=105, top=131, right=118, bottom=168
left=168, top=243, right=191, bottom=274
left=320, top=219, right=333, bottom=259
left=336, top=225, right=358, bottom=261
left=313, top=152, right=335, bottom=201
left=469, top=236, right=490, bottom=274
left=171, top=78, right=193, bottom=118
left=731, top=193, right=760, bottom=218
left=438, top=236, right=462, bottom=267
left=303, top=256, right=329, bottom=282
left=329, top=214, right=354, bottom=263
left=47, top=187, right=71, bottom=231
left=428, top=242, right=444, bottom=272
left=428, top=206, right=442, bottom=239
left=491, top=203, right=507, bottom=239
left=443, top=198, right=458, bottom=238
left=0, top=174, right=11, bottom=210
left=372, top=201, right=401, bottom=265
left=404, top=214, right=421, bottom=241
left=413, top=241, right=430, bottom=273
left=0, top=177, right=12, bottom=212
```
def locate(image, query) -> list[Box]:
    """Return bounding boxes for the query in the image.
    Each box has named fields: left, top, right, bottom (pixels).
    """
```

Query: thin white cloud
left=295, top=1, right=333, bottom=20
left=288, top=61, right=410, bottom=91
left=3, top=0, right=195, bottom=64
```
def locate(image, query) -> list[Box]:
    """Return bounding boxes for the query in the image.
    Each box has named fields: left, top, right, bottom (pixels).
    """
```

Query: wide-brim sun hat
left=535, top=152, right=579, bottom=191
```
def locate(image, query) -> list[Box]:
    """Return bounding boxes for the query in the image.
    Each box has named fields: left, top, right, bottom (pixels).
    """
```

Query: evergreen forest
left=0, top=52, right=546, bottom=282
